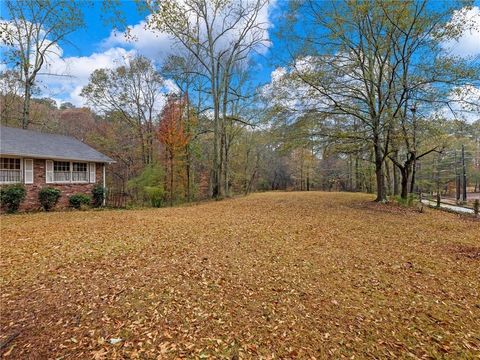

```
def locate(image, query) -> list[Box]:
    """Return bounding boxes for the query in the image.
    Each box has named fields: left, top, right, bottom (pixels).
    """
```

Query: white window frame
left=0, top=157, right=23, bottom=184
left=72, top=162, right=89, bottom=183
left=47, top=160, right=90, bottom=184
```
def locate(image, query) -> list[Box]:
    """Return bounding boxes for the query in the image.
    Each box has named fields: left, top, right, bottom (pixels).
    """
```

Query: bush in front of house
left=0, top=184, right=26, bottom=213
left=38, top=187, right=61, bottom=211
left=69, top=193, right=91, bottom=209
left=91, top=184, right=105, bottom=208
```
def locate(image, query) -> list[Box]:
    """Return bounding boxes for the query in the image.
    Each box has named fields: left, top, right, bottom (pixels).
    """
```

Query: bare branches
left=1, top=0, right=85, bottom=128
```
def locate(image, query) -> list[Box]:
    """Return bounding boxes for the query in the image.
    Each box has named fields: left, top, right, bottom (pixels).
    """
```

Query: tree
left=162, top=53, right=208, bottom=201
left=158, top=95, right=191, bottom=206
left=81, top=55, right=165, bottom=165
left=0, top=0, right=84, bottom=128
left=276, top=0, right=478, bottom=201
left=147, top=0, right=270, bottom=198
left=0, top=69, right=24, bottom=126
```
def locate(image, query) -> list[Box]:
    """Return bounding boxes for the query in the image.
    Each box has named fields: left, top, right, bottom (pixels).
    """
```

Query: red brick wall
left=2, top=159, right=104, bottom=212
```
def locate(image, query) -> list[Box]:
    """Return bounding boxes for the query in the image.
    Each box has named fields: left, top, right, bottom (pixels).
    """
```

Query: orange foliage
left=158, top=95, right=190, bottom=154
left=158, top=95, right=191, bottom=204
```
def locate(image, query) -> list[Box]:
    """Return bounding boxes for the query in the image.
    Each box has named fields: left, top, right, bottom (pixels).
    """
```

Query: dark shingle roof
left=0, top=126, right=114, bottom=163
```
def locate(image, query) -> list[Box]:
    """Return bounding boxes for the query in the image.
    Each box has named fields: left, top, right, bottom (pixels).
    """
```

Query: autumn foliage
left=158, top=95, right=192, bottom=205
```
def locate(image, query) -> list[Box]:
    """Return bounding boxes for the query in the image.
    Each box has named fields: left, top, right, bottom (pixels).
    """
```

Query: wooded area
left=1, top=0, right=479, bottom=207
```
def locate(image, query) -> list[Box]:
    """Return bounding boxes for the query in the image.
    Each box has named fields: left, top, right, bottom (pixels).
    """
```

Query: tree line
left=1, top=0, right=479, bottom=206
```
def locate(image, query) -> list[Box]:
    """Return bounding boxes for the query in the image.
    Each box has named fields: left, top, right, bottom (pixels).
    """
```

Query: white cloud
left=105, top=0, right=276, bottom=61
left=442, top=6, right=480, bottom=58
left=163, top=78, right=180, bottom=94
left=103, top=16, right=175, bottom=63
left=2, top=1, right=277, bottom=106
left=36, top=47, right=137, bottom=106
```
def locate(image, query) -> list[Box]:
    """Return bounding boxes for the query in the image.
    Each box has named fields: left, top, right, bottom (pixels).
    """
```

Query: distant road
left=421, top=199, right=474, bottom=215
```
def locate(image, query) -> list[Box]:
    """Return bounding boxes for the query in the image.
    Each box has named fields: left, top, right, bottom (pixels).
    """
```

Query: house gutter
left=103, top=163, right=106, bottom=206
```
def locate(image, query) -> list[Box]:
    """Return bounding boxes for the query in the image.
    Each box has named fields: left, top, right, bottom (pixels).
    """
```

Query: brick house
left=0, top=126, right=113, bottom=211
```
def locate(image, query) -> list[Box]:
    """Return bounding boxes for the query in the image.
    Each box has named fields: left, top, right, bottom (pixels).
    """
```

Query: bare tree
left=81, top=56, right=165, bottom=165
left=147, top=0, right=270, bottom=198
left=278, top=0, right=477, bottom=201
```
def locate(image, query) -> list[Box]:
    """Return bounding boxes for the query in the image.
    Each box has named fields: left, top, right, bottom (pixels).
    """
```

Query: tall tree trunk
left=400, top=167, right=410, bottom=199
left=410, top=155, right=417, bottom=194
left=164, top=148, right=169, bottom=198
left=211, top=72, right=222, bottom=199
left=138, top=125, right=147, bottom=165
left=300, top=150, right=304, bottom=191
left=374, top=143, right=386, bottom=202
left=22, top=80, right=31, bottom=129
left=355, top=154, right=361, bottom=192
left=393, top=152, right=399, bottom=196
left=385, top=160, right=392, bottom=196
left=224, top=138, right=229, bottom=196
left=185, top=146, right=191, bottom=202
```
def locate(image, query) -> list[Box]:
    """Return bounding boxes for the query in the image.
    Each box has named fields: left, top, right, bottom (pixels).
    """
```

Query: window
left=53, top=161, right=71, bottom=182
left=0, top=158, right=21, bottom=183
left=72, top=162, right=88, bottom=182
left=52, top=161, right=88, bottom=182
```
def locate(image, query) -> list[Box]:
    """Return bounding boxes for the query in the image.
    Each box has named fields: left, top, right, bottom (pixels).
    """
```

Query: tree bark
left=22, top=80, right=31, bottom=129
left=400, top=167, right=410, bottom=199
left=410, top=154, right=416, bottom=194
left=374, top=143, right=386, bottom=202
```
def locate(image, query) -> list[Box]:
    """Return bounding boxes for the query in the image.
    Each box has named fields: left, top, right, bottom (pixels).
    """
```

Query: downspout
left=103, top=163, right=106, bottom=206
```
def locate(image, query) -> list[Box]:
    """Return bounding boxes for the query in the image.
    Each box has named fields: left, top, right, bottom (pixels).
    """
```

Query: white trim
left=46, top=160, right=90, bottom=184
left=45, top=160, right=54, bottom=183
left=89, top=163, right=96, bottom=183
left=0, top=156, right=23, bottom=184
left=24, top=159, right=33, bottom=184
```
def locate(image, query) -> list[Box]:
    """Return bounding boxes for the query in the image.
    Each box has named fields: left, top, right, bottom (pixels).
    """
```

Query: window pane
left=73, top=162, right=87, bottom=172
left=0, top=158, right=20, bottom=170
left=54, top=161, right=70, bottom=171
left=72, top=162, right=88, bottom=181
left=53, top=161, right=70, bottom=181
left=0, top=158, right=21, bottom=182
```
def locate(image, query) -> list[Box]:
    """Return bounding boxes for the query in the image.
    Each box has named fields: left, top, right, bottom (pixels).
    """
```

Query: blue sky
left=1, top=0, right=479, bottom=107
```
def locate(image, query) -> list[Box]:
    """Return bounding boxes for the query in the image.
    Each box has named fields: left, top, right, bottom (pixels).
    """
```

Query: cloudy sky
left=0, top=1, right=479, bottom=108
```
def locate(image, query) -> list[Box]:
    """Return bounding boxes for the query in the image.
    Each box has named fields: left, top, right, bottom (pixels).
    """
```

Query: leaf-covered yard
left=1, top=192, right=479, bottom=358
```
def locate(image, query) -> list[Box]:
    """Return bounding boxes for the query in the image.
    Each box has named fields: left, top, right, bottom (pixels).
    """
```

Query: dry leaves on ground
left=0, top=192, right=479, bottom=359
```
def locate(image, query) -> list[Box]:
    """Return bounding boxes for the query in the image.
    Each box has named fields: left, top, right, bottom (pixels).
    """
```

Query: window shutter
left=89, top=163, right=96, bottom=183
left=24, top=159, right=34, bottom=184
left=45, top=160, right=53, bottom=183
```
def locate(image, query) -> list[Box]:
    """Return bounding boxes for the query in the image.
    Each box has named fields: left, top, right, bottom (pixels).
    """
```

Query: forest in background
left=1, top=0, right=479, bottom=207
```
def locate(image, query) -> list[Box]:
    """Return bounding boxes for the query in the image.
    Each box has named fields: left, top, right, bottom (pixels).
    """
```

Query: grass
left=1, top=192, right=479, bottom=359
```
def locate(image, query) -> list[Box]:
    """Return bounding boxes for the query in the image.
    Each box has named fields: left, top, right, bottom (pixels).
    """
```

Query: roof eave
left=0, top=152, right=115, bottom=164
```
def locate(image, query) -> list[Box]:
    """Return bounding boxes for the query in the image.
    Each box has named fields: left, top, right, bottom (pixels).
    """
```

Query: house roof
left=0, top=126, right=114, bottom=163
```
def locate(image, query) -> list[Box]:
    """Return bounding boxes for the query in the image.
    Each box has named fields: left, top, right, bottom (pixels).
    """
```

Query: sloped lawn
left=1, top=192, right=479, bottom=358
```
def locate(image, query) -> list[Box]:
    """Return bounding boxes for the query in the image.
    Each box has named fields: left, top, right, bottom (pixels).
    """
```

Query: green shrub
left=0, top=184, right=26, bottom=213
left=91, top=185, right=105, bottom=207
left=393, top=194, right=417, bottom=207
left=69, top=193, right=91, bottom=209
left=38, top=187, right=61, bottom=211
left=144, top=186, right=165, bottom=207
left=128, top=165, right=165, bottom=207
